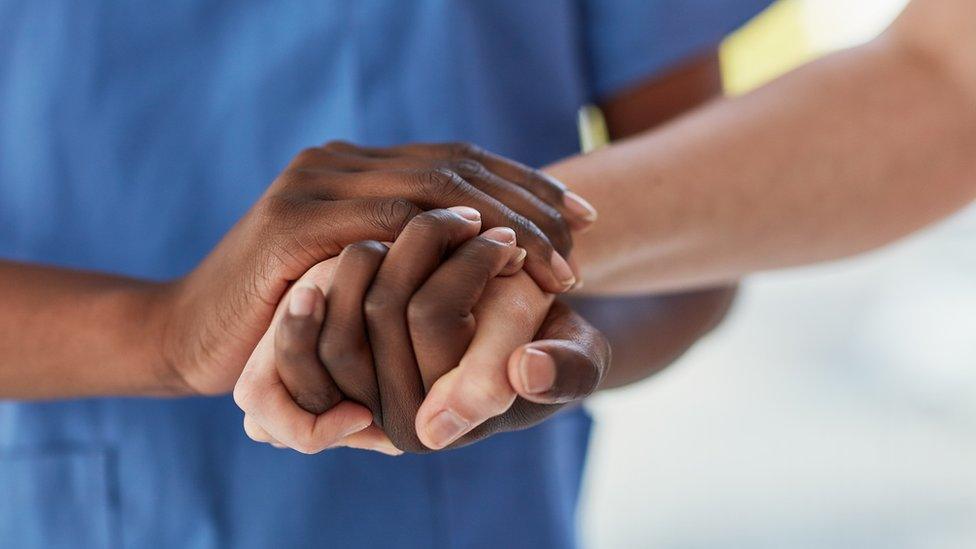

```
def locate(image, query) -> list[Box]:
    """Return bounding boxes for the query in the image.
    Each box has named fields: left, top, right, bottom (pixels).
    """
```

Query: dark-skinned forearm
left=0, top=260, right=179, bottom=399
left=568, top=288, right=735, bottom=390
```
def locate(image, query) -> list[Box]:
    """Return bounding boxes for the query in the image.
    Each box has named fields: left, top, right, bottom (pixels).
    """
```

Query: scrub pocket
left=0, top=446, right=116, bottom=549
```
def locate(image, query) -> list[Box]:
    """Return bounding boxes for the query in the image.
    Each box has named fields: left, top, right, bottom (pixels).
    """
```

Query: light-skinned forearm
left=552, top=1, right=976, bottom=294
left=0, top=261, right=177, bottom=399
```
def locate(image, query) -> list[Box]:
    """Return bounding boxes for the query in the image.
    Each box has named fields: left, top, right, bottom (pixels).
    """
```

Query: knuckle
left=363, top=286, right=403, bottom=323
left=257, top=193, right=299, bottom=225
left=273, top=169, right=323, bottom=197
left=415, top=168, right=470, bottom=202
left=448, top=158, right=486, bottom=179
left=461, top=372, right=515, bottom=417
left=318, top=333, right=368, bottom=373
left=447, top=141, right=482, bottom=160
left=366, top=198, right=421, bottom=235
left=341, top=240, right=388, bottom=262
left=405, top=208, right=457, bottom=235
left=405, top=297, right=437, bottom=326
left=406, top=294, right=467, bottom=329
left=290, top=147, right=326, bottom=168
left=321, top=140, right=355, bottom=153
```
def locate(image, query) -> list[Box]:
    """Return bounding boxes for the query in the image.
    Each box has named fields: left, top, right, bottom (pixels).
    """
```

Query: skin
left=9, top=0, right=970, bottom=455
left=0, top=142, right=588, bottom=399
left=570, top=50, right=738, bottom=392
left=1, top=42, right=734, bottom=458
left=236, top=211, right=611, bottom=454
left=240, top=51, right=737, bottom=453
left=554, top=0, right=976, bottom=294
left=243, top=0, right=976, bottom=453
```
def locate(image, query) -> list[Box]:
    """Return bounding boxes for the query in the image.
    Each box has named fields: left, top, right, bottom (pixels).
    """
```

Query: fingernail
left=448, top=206, right=482, bottom=223
left=563, top=192, right=597, bottom=223
left=289, top=285, right=318, bottom=316
left=519, top=348, right=556, bottom=394
left=550, top=250, right=576, bottom=289
left=506, top=247, right=527, bottom=268
left=341, top=422, right=372, bottom=439
left=424, top=409, right=469, bottom=449
left=482, top=227, right=517, bottom=245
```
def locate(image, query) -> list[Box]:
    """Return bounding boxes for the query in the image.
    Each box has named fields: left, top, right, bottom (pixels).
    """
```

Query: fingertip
left=524, top=254, right=572, bottom=293
left=419, top=409, right=470, bottom=450
left=499, top=247, right=527, bottom=276
left=283, top=287, right=326, bottom=331
left=508, top=343, right=582, bottom=405
left=525, top=251, right=574, bottom=293
left=447, top=206, right=482, bottom=224
left=549, top=250, right=576, bottom=290
left=562, top=191, right=598, bottom=224
left=480, top=226, right=517, bottom=246
left=288, top=284, right=321, bottom=317
left=518, top=348, right=556, bottom=395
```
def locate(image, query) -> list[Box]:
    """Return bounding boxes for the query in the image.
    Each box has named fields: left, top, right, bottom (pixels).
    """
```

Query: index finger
left=323, top=141, right=597, bottom=231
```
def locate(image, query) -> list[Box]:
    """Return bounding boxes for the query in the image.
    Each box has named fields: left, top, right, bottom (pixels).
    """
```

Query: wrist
left=141, top=281, right=197, bottom=397
left=543, top=150, right=633, bottom=291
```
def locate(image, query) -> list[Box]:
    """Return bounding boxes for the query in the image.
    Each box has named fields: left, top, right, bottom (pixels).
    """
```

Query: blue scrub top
left=0, top=2, right=770, bottom=548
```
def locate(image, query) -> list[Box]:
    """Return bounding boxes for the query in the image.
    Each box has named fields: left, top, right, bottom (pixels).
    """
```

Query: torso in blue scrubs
left=0, top=2, right=769, bottom=547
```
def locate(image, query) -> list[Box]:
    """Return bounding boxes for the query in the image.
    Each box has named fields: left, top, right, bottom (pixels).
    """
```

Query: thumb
left=507, top=301, right=611, bottom=404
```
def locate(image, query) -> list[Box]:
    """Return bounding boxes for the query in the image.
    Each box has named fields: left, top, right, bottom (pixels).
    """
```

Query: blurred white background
left=580, top=1, right=976, bottom=547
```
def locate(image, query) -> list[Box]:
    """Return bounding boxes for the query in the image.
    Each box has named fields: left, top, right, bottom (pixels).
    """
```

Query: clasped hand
left=220, top=142, right=608, bottom=454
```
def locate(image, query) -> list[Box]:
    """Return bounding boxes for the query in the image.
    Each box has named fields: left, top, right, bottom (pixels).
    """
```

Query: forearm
left=569, top=287, right=735, bottom=390
left=555, top=15, right=976, bottom=294
left=0, top=261, right=177, bottom=399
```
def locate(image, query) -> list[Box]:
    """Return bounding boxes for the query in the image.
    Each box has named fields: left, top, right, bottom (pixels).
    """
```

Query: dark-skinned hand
left=156, top=141, right=594, bottom=396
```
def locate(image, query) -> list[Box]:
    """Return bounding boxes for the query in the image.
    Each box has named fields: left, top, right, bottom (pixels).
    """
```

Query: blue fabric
left=583, top=0, right=774, bottom=97
left=0, top=1, right=769, bottom=548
